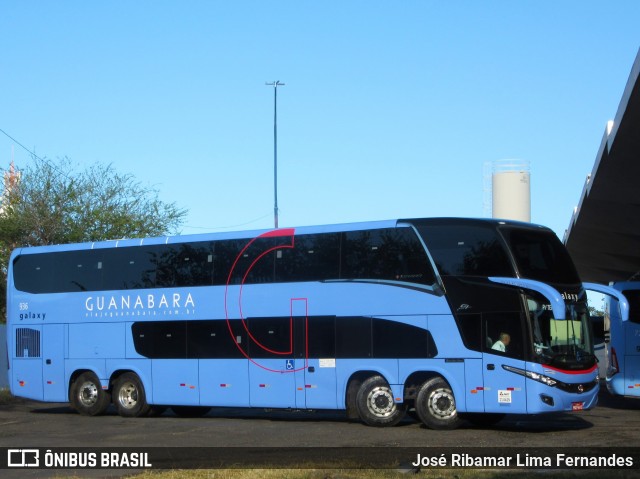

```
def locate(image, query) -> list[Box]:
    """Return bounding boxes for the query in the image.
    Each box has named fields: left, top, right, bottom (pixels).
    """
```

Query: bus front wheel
left=415, top=377, right=460, bottom=430
left=113, top=372, right=151, bottom=418
left=70, top=371, right=111, bottom=416
left=355, top=375, right=406, bottom=427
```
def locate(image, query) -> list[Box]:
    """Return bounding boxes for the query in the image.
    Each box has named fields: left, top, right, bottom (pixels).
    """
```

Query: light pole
left=266, top=80, right=284, bottom=228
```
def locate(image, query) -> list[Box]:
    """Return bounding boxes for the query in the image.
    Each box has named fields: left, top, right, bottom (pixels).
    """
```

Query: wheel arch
left=403, top=369, right=464, bottom=410
left=344, top=370, right=390, bottom=419
left=68, top=368, right=106, bottom=399
left=108, top=367, right=154, bottom=404
left=68, top=369, right=112, bottom=416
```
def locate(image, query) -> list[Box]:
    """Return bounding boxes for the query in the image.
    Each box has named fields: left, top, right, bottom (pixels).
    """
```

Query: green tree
left=0, top=157, right=188, bottom=321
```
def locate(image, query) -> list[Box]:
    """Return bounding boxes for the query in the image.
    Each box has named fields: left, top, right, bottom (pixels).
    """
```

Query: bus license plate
left=572, top=402, right=584, bottom=411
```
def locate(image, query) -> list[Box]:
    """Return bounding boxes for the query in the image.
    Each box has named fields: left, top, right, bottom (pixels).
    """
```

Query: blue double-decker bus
left=6, top=218, right=604, bottom=429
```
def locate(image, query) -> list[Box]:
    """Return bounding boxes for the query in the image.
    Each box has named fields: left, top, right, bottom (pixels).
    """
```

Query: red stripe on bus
left=541, top=364, right=597, bottom=375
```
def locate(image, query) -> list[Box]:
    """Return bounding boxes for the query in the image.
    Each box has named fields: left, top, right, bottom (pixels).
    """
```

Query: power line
left=0, top=127, right=47, bottom=163
left=0, top=127, right=272, bottom=233
left=0, top=127, right=71, bottom=180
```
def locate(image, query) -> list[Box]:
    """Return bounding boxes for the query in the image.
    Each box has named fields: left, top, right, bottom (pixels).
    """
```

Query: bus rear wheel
left=415, top=377, right=460, bottom=430
left=70, top=372, right=111, bottom=416
left=113, top=372, right=151, bottom=418
left=355, top=375, right=406, bottom=427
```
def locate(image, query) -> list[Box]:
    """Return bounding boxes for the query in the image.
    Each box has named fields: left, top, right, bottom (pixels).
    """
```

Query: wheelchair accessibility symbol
left=285, top=359, right=294, bottom=371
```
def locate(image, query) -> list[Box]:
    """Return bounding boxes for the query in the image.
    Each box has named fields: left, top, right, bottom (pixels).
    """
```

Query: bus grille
left=555, top=378, right=598, bottom=394
left=15, top=328, right=41, bottom=358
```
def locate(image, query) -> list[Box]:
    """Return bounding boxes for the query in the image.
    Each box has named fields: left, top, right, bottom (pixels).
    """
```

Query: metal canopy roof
left=564, top=49, right=640, bottom=284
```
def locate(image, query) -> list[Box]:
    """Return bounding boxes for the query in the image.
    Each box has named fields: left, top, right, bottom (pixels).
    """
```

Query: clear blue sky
left=1, top=1, right=639, bottom=238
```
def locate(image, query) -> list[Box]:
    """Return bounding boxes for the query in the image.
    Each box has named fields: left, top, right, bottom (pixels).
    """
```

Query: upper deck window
left=417, top=224, right=513, bottom=277
left=12, top=227, right=437, bottom=293
left=501, top=228, right=580, bottom=285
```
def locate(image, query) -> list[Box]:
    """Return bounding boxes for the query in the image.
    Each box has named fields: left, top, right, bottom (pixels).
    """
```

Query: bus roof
left=9, top=216, right=553, bottom=259
left=10, top=218, right=399, bottom=257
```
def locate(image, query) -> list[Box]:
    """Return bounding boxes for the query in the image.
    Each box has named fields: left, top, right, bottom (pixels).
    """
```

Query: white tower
left=491, top=159, right=530, bottom=222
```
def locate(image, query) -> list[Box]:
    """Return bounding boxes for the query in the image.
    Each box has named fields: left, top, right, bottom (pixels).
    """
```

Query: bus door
left=294, top=316, right=338, bottom=410
left=246, top=314, right=339, bottom=410
left=247, top=316, right=297, bottom=408
left=482, top=312, right=527, bottom=413
left=42, top=324, right=66, bottom=402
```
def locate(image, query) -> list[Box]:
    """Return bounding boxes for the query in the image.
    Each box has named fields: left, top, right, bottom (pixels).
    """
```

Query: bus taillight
left=609, top=347, right=619, bottom=376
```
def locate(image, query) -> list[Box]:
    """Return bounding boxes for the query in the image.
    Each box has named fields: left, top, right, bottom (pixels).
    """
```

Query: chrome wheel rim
left=78, top=381, right=99, bottom=407
left=428, top=387, right=456, bottom=419
left=366, top=386, right=396, bottom=418
left=117, top=381, right=139, bottom=410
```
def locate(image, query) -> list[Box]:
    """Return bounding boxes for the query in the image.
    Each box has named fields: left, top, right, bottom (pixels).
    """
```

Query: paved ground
left=1, top=386, right=639, bottom=477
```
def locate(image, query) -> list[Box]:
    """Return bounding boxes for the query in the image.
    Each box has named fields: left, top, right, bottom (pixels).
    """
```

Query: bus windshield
left=499, top=227, right=581, bottom=286
left=527, top=293, right=595, bottom=370
left=413, top=219, right=595, bottom=369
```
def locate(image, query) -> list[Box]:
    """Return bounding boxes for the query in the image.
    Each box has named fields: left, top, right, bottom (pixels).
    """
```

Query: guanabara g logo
left=224, top=228, right=309, bottom=374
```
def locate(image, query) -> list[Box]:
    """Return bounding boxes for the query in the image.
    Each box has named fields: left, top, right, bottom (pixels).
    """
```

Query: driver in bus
left=492, top=333, right=511, bottom=352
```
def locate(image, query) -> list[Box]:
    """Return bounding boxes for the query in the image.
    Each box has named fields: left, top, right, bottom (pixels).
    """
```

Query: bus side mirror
left=489, top=277, right=565, bottom=320
left=583, top=282, right=630, bottom=322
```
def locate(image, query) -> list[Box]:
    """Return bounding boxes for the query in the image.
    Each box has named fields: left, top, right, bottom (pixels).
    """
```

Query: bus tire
left=113, top=372, right=151, bottom=418
left=171, top=406, right=211, bottom=417
left=415, top=377, right=460, bottom=430
left=70, top=372, right=111, bottom=416
left=355, top=375, right=406, bottom=427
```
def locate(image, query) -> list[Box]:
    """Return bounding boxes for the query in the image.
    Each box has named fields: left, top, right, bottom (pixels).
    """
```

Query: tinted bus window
left=341, top=228, right=436, bottom=285
left=456, top=313, right=483, bottom=352
left=372, top=319, right=438, bottom=358
left=13, top=253, right=56, bottom=293
left=187, top=320, right=245, bottom=359
left=52, top=250, right=104, bottom=292
left=276, top=233, right=340, bottom=283
left=241, top=236, right=277, bottom=285
left=417, top=225, right=513, bottom=277
left=336, top=317, right=372, bottom=358
left=483, top=311, right=525, bottom=360
left=622, top=290, right=640, bottom=324
left=304, top=316, right=336, bottom=358
left=247, top=317, right=293, bottom=358
left=101, top=246, right=158, bottom=290
left=212, top=239, right=246, bottom=285
left=156, top=242, right=214, bottom=287
left=502, top=228, right=580, bottom=285
left=12, top=227, right=435, bottom=293
left=132, top=321, right=187, bottom=359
